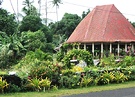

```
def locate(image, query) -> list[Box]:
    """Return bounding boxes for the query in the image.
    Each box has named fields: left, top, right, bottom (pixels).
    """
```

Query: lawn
left=1, top=81, right=135, bottom=97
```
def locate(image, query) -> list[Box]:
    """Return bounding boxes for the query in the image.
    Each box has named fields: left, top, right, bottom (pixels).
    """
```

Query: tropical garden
left=0, top=0, right=135, bottom=96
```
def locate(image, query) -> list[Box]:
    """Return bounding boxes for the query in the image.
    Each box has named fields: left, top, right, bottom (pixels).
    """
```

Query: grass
left=1, top=81, right=135, bottom=97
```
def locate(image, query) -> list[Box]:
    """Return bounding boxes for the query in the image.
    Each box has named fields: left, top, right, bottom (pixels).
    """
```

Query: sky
left=1, top=0, right=135, bottom=22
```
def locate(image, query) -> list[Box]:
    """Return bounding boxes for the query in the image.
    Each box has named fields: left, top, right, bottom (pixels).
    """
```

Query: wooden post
left=125, top=44, right=127, bottom=52
left=84, top=44, right=86, bottom=50
left=78, top=44, right=80, bottom=50
left=132, top=44, right=134, bottom=52
left=110, top=43, right=112, bottom=54
left=101, top=43, right=103, bottom=58
left=117, top=43, right=120, bottom=57
left=92, top=43, right=94, bottom=57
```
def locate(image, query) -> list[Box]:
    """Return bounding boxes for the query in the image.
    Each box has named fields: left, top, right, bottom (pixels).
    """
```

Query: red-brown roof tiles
left=67, top=4, right=135, bottom=43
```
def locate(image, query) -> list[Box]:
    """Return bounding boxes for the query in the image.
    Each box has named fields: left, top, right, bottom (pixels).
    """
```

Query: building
left=67, top=4, right=135, bottom=58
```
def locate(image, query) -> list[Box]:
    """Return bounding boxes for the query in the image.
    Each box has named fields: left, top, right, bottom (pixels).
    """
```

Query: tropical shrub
left=128, top=66, right=135, bottom=80
left=113, top=71, right=128, bottom=83
left=29, top=61, right=53, bottom=79
left=14, top=49, right=53, bottom=78
left=99, top=54, right=116, bottom=67
left=80, top=76, right=93, bottom=87
left=25, top=77, right=51, bottom=92
left=118, top=56, right=135, bottom=67
left=0, top=76, right=9, bottom=93
left=62, top=49, right=93, bottom=68
left=61, top=69, right=74, bottom=77
left=6, top=84, right=21, bottom=93
left=21, top=31, right=46, bottom=52
left=59, top=75, right=81, bottom=89
left=72, top=66, right=84, bottom=73
left=97, top=71, right=115, bottom=85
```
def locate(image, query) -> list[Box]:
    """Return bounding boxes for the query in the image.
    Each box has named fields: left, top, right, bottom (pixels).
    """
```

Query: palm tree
left=52, top=0, right=62, bottom=21
left=22, top=0, right=38, bottom=16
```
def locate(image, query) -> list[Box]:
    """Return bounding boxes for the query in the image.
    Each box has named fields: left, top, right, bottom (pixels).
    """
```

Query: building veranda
left=67, top=4, right=135, bottom=58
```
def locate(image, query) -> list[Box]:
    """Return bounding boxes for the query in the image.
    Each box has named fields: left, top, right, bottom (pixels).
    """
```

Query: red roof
left=67, top=4, right=135, bottom=43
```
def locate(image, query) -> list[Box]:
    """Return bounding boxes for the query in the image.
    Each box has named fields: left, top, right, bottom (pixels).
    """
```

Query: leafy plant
left=59, top=75, right=81, bottom=89
left=97, top=71, right=115, bottom=85
left=0, top=76, right=9, bottom=93
left=26, top=78, right=41, bottom=92
left=99, top=54, right=116, bottom=67
left=113, top=71, right=128, bottom=83
left=80, top=76, right=93, bottom=87
left=62, top=49, right=93, bottom=68
left=39, top=77, right=51, bottom=92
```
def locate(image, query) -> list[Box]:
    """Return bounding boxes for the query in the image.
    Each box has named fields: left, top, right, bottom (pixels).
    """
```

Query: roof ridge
left=84, top=8, right=96, bottom=40
left=103, top=4, right=114, bottom=40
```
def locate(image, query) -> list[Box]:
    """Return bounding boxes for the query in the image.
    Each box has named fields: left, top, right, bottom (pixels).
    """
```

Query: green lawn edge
left=1, top=81, right=135, bottom=97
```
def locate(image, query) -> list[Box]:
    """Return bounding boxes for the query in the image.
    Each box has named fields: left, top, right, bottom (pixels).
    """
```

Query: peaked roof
left=67, top=4, right=135, bottom=43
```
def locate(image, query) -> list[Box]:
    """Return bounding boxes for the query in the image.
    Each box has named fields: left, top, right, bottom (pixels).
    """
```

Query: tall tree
left=22, top=0, right=38, bottom=16
left=19, top=15, right=43, bottom=32
left=52, top=0, right=62, bottom=21
left=0, top=9, right=17, bottom=35
left=49, top=13, right=81, bottom=38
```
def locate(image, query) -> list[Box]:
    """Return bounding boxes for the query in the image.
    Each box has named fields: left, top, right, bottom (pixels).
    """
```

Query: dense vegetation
left=0, top=0, right=135, bottom=94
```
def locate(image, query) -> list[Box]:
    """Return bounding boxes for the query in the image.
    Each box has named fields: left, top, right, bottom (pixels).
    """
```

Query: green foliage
left=19, top=15, right=43, bottom=32
left=51, top=85, right=58, bottom=91
left=29, top=62, right=53, bottom=79
left=40, top=25, right=53, bottom=43
left=128, top=66, right=135, bottom=80
left=62, top=49, right=93, bottom=68
left=22, top=0, right=38, bottom=16
left=113, top=71, right=128, bottom=83
left=49, top=13, right=81, bottom=38
left=0, top=76, right=9, bottom=93
left=0, top=8, right=17, bottom=35
left=99, top=54, right=116, bottom=67
left=80, top=76, right=93, bottom=87
left=62, top=69, right=74, bottom=77
left=81, top=9, right=90, bottom=19
left=59, top=75, right=81, bottom=89
left=14, top=49, right=52, bottom=78
left=26, top=77, right=51, bottom=92
left=118, top=56, right=135, bottom=67
left=56, top=43, right=73, bottom=62
left=7, top=84, right=21, bottom=93
left=96, top=72, right=115, bottom=85
left=21, top=31, right=46, bottom=51
left=0, top=32, right=25, bottom=68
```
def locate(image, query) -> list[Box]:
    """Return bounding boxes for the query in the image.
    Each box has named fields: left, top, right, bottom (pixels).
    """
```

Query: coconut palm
left=51, top=0, right=62, bottom=21
left=22, top=0, right=38, bottom=16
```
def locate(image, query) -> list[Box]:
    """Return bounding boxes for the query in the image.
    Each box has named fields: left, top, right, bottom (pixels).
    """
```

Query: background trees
left=19, top=15, right=43, bottom=32
left=0, top=9, right=17, bottom=35
left=49, top=13, right=81, bottom=47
